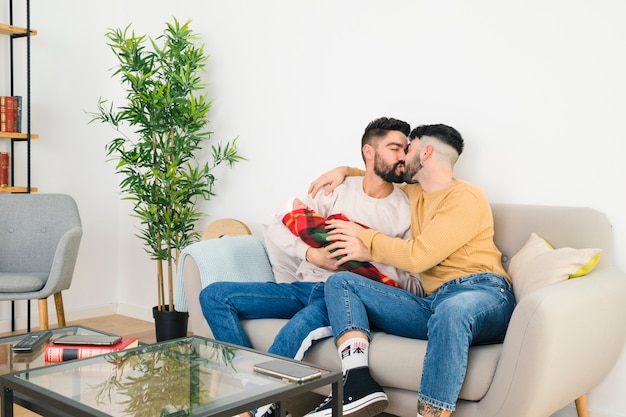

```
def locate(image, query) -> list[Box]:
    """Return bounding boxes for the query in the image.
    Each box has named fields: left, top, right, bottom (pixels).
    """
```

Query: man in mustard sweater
left=305, top=124, right=516, bottom=417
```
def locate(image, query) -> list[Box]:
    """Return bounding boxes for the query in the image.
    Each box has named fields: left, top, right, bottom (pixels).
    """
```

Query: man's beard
left=403, top=154, right=423, bottom=184
left=374, top=154, right=405, bottom=183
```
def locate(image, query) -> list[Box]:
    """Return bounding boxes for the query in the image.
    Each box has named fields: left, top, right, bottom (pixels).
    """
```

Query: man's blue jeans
left=199, top=281, right=331, bottom=359
left=324, top=271, right=516, bottom=411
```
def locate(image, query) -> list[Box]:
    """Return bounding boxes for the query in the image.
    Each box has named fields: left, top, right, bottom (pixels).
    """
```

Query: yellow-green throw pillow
left=508, top=232, right=602, bottom=301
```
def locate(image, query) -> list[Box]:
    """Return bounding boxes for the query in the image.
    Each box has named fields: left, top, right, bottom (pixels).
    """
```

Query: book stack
left=44, top=337, right=140, bottom=363
left=0, top=96, right=21, bottom=133
left=0, top=152, right=8, bottom=187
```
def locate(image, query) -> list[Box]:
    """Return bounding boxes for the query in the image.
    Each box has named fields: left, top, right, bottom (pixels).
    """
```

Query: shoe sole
left=344, top=393, right=388, bottom=417
left=306, top=393, right=388, bottom=417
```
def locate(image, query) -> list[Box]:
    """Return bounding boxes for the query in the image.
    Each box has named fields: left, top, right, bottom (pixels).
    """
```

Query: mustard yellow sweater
left=351, top=170, right=509, bottom=295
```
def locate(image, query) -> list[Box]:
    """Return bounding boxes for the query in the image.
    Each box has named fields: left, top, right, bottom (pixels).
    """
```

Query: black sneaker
left=257, top=403, right=292, bottom=417
left=304, top=367, right=388, bottom=417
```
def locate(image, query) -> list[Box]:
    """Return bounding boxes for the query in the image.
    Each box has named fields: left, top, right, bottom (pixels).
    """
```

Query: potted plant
left=89, top=18, right=244, bottom=341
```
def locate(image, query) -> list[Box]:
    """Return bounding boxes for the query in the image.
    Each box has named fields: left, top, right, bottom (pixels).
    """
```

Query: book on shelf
left=15, top=96, right=22, bottom=133
left=0, top=96, right=7, bottom=132
left=0, top=96, right=20, bottom=133
left=44, top=337, right=140, bottom=363
left=0, top=152, right=8, bottom=187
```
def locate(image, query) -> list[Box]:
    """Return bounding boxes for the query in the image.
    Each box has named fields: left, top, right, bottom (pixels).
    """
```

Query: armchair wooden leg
left=575, top=394, right=589, bottom=417
left=37, top=299, right=49, bottom=330
left=54, top=292, right=66, bottom=327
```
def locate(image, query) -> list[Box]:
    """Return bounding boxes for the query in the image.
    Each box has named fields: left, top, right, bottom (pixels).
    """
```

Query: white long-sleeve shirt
left=264, top=177, right=423, bottom=296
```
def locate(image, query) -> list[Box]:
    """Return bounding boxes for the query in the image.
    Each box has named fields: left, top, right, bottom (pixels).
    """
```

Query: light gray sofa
left=178, top=204, right=626, bottom=417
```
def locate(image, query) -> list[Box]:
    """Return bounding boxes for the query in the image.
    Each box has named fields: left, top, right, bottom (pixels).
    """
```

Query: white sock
left=338, top=337, right=369, bottom=372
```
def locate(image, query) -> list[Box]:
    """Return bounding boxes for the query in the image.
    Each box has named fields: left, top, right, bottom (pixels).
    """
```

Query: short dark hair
left=409, top=124, right=464, bottom=156
left=362, top=117, right=411, bottom=149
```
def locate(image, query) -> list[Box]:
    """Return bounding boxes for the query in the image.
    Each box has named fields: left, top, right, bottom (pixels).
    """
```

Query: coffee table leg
left=331, top=379, right=343, bottom=417
left=2, top=386, right=13, bottom=417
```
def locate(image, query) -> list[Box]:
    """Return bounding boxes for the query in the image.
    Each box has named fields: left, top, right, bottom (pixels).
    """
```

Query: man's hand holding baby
left=325, top=219, right=373, bottom=266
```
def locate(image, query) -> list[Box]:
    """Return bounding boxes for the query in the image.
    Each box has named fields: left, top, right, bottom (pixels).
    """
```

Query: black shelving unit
left=1, top=0, right=37, bottom=194
left=1, top=0, right=37, bottom=331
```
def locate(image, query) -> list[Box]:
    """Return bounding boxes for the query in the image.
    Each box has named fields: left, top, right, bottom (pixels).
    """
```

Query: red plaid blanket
left=282, top=208, right=400, bottom=287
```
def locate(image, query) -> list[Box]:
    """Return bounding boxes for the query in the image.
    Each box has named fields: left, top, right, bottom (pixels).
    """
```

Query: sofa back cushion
left=491, top=204, right=613, bottom=271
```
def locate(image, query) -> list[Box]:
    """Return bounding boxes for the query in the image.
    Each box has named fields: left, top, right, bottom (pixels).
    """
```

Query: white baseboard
left=589, top=408, right=620, bottom=417
left=116, top=303, right=154, bottom=323
left=547, top=400, right=617, bottom=417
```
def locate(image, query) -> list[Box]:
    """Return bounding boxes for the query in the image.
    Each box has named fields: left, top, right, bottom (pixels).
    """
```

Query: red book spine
left=5, top=97, right=17, bottom=132
left=0, top=152, right=8, bottom=188
left=0, top=96, right=7, bottom=132
left=44, top=337, right=140, bottom=363
left=0, top=97, right=19, bottom=132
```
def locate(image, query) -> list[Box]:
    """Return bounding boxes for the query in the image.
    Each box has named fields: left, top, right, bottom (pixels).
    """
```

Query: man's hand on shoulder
left=308, top=166, right=351, bottom=198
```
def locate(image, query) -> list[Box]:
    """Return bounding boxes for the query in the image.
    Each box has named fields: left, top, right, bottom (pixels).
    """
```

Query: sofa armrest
left=174, top=235, right=275, bottom=337
left=466, top=266, right=626, bottom=417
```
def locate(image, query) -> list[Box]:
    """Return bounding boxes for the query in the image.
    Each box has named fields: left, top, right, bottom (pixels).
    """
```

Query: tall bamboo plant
left=89, top=18, right=244, bottom=312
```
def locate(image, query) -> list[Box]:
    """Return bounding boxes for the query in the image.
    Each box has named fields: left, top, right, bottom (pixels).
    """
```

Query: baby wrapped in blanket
left=276, top=197, right=400, bottom=288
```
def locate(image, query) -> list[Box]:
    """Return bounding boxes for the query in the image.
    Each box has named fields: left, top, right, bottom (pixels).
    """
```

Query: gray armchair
left=0, top=193, right=82, bottom=330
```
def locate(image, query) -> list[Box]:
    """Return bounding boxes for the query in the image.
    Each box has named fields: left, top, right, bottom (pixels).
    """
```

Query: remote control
left=12, top=330, right=53, bottom=353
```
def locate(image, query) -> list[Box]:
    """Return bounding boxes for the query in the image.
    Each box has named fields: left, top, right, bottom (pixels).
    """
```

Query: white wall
left=1, top=1, right=624, bottom=416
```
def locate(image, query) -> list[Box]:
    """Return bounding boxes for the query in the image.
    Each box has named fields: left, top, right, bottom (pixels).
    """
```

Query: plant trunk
left=157, top=258, right=165, bottom=311
left=167, top=254, right=174, bottom=312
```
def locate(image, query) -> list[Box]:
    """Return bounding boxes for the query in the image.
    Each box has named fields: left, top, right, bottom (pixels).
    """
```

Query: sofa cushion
left=241, top=318, right=501, bottom=401
left=0, top=272, right=47, bottom=292
left=508, top=232, right=602, bottom=301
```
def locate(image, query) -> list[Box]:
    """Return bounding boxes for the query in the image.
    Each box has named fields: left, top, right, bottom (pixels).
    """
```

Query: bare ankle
left=418, top=402, right=452, bottom=417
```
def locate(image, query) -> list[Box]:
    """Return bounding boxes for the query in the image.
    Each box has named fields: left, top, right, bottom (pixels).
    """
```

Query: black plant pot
left=152, top=306, right=189, bottom=342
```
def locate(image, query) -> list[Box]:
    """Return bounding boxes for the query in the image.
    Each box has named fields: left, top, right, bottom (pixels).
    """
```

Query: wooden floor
left=0, top=314, right=328, bottom=417
left=0, top=314, right=158, bottom=343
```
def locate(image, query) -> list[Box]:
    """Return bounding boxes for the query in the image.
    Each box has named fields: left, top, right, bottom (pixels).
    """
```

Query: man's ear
left=422, top=144, right=434, bottom=161
left=362, top=143, right=375, bottom=161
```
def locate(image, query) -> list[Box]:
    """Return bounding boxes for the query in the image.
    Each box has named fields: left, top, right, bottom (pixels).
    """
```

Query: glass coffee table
left=0, top=335, right=342, bottom=417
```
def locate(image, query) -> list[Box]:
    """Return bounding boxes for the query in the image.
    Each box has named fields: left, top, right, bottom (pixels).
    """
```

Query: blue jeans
left=199, top=281, right=331, bottom=359
left=324, top=271, right=516, bottom=411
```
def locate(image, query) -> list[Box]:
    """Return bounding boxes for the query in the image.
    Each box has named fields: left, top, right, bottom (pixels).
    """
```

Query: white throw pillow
left=508, top=232, right=602, bottom=301
left=262, top=223, right=299, bottom=283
